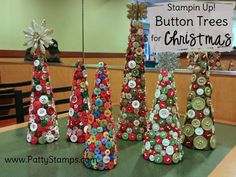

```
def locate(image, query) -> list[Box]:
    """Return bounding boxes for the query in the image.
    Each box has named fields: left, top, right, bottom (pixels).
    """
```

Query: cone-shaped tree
left=66, top=61, right=90, bottom=143
left=142, top=52, right=183, bottom=164
left=117, top=2, right=148, bottom=141
left=182, top=52, right=216, bottom=150
left=83, top=62, right=118, bottom=170
left=25, top=20, right=59, bottom=144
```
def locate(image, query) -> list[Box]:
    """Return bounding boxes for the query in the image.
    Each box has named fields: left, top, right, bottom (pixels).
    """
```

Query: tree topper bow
left=127, top=2, right=147, bottom=20
left=23, top=19, right=53, bottom=54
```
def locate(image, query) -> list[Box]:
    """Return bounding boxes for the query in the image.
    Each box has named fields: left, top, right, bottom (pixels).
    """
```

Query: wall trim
left=0, top=50, right=125, bottom=58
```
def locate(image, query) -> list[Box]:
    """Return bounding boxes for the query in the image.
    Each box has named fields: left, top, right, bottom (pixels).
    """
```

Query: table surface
left=1, top=110, right=236, bottom=177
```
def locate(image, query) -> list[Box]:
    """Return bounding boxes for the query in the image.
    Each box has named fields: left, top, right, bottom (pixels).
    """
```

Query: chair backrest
left=0, top=81, right=31, bottom=123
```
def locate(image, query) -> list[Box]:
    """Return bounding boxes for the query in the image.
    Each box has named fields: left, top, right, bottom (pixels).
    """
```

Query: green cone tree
left=182, top=52, right=216, bottom=150
left=142, top=52, right=183, bottom=164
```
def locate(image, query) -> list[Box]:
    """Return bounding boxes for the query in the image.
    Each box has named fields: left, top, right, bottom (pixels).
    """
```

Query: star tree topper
left=127, top=2, right=147, bottom=20
left=23, top=19, right=53, bottom=54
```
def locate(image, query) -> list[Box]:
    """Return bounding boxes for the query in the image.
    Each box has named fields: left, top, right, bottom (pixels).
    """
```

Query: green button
left=191, top=97, right=206, bottom=111
left=40, top=120, right=47, bottom=126
left=122, top=133, right=128, bottom=140
left=137, top=134, right=143, bottom=140
left=160, top=132, right=167, bottom=139
left=205, top=87, right=212, bottom=96
left=38, top=136, right=46, bottom=144
left=150, top=139, right=155, bottom=146
left=193, top=136, right=208, bottom=150
left=191, top=119, right=201, bottom=128
left=160, top=94, right=167, bottom=101
left=210, top=135, right=216, bottom=149
left=182, top=124, right=194, bottom=137
left=201, top=117, right=213, bottom=131
left=172, top=153, right=180, bottom=163
left=132, top=69, right=140, bottom=77
left=154, top=154, right=163, bottom=164
left=166, top=98, right=173, bottom=106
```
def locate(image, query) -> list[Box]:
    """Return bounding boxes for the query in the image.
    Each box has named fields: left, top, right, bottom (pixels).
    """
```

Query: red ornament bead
left=117, top=131, right=122, bottom=139
left=33, top=101, right=42, bottom=110
left=163, top=154, right=172, bottom=164
left=192, top=83, right=199, bottom=90
left=203, top=131, right=212, bottom=139
left=143, top=151, right=150, bottom=160
left=196, top=111, right=204, bottom=118
left=155, top=136, right=162, bottom=144
left=184, top=138, right=193, bottom=148
left=128, top=133, right=136, bottom=140
left=161, top=70, right=168, bottom=77
left=31, top=136, right=38, bottom=145
left=159, top=101, right=167, bottom=109
left=167, top=89, right=175, bottom=98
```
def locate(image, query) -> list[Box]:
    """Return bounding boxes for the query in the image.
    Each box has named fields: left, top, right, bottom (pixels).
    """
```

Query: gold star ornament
left=127, top=2, right=147, bottom=20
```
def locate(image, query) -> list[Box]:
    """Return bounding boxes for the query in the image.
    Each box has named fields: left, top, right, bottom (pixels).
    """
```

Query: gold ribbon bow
left=127, top=2, right=147, bottom=20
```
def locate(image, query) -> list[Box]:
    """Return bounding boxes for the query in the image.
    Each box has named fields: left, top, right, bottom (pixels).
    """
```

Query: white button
left=172, top=132, right=178, bottom=140
left=145, top=142, right=151, bottom=150
left=132, top=100, right=140, bottom=109
left=35, top=85, right=42, bottom=91
left=46, top=134, right=55, bottom=143
left=34, top=60, right=40, bottom=66
left=68, top=108, right=74, bottom=117
left=70, top=134, right=78, bottom=143
left=152, top=123, right=160, bottom=131
left=128, top=60, right=136, bottom=69
left=159, top=109, right=169, bottom=119
left=29, top=118, right=35, bottom=124
left=39, top=95, right=49, bottom=104
left=30, top=123, right=38, bottom=131
left=155, top=89, right=161, bottom=98
left=187, top=109, right=195, bottom=119
left=149, top=112, right=154, bottom=121
left=37, top=108, right=47, bottom=117
left=149, top=155, right=155, bottom=161
left=84, top=125, right=89, bottom=133
left=154, top=104, right=160, bottom=111
left=103, top=156, right=110, bottom=163
left=195, top=127, right=204, bottom=135
left=26, top=134, right=32, bottom=142
left=166, top=146, right=174, bottom=155
left=133, top=120, right=140, bottom=126
left=196, top=88, right=204, bottom=96
left=162, top=138, right=170, bottom=146
left=203, top=108, right=210, bottom=116
left=128, top=80, right=136, bottom=89
left=70, top=95, right=77, bottom=104
left=67, top=128, right=72, bottom=136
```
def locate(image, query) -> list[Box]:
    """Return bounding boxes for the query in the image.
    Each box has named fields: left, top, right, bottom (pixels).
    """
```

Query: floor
left=0, top=108, right=236, bottom=177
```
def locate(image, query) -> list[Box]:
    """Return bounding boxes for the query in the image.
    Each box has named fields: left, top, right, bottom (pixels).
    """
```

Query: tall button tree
left=25, top=20, right=59, bottom=145
left=66, top=61, right=90, bottom=143
left=83, top=62, right=118, bottom=170
left=117, top=2, right=148, bottom=141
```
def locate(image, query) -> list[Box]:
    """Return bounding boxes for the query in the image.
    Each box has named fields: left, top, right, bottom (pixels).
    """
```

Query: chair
left=0, top=81, right=31, bottom=123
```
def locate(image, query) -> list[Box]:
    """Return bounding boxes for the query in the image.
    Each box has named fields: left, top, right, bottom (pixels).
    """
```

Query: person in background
left=24, top=39, right=61, bottom=63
